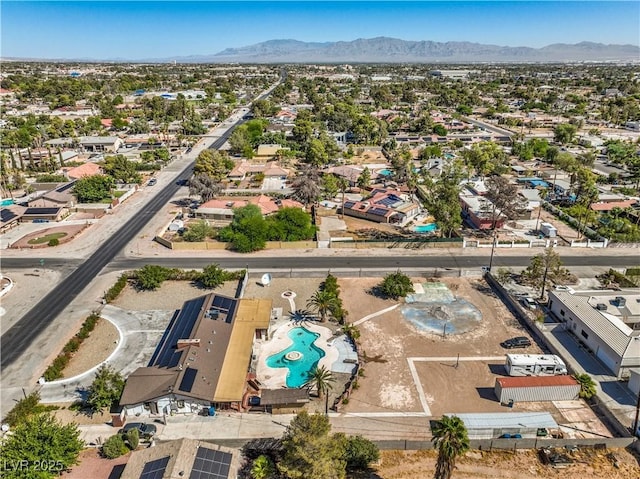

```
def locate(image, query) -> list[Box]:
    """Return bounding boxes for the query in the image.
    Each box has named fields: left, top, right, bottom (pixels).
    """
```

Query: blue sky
left=2, top=1, right=639, bottom=59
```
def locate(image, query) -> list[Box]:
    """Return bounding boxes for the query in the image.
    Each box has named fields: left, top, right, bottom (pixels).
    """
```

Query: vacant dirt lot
left=372, top=448, right=640, bottom=479
left=63, top=318, right=119, bottom=378
left=341, top=277, right=539, bottom=414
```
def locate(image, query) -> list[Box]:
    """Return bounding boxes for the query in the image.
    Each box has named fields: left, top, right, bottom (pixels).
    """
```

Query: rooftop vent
left=615, top=296, right=626, bottom=307
left=596, top=303, right=607, bottom=311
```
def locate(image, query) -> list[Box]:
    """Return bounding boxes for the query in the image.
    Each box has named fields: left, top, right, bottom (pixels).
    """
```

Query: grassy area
left=112, top=190, right=126, bottom=198
left=27, top=232, right=67, bottom=245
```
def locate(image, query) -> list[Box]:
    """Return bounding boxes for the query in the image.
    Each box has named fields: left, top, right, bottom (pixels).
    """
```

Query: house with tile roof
left=340, top=188, right=420, bottom=225
left=64, top=162, right=103, bottom=180
left=194, top=195, right=303, bottom=225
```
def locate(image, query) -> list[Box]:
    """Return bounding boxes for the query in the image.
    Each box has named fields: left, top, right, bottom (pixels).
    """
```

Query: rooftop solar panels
left=369, top=207, right=390, bottom=217
left=211, top=296, right=237, bottom=324
left=140, top=456, right=170, bottom=479
left=55, top=182, right=76, bottom=193
left=151, top=296, right=207, bottom=368
left=343, top=200, right=356, bottom=209
left=24, top=207, right=61, bottom=215
left=0, top=209, right=18, bottom=223
left=179, top=367, right=198, bottom=393
left=189, top=447, right=232, bottom=479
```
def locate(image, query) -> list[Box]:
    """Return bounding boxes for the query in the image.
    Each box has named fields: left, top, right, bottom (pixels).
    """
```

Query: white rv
left=505, top=354, right=568, bottom=377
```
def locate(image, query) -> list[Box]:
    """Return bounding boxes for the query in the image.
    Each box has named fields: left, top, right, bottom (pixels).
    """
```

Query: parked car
left=119, top=422, right=157, bottom=439
left=148, top=178, right=157, bottom=186
left=501, top=336, right=532, bottom=349
left=520, top=297, right=537, bottom=310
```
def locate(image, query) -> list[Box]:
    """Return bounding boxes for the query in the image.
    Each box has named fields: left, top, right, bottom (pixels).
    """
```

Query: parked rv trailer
left=505, top=354, right=568, bottom=377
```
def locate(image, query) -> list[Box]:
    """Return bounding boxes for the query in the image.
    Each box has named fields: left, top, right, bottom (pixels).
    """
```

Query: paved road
left=463, top=117, right=515, bottom=137
left=2, top=254, right=637, bottom=272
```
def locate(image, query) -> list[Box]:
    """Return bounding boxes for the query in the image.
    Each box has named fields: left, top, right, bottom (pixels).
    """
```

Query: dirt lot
left=342, top=277, right=536, bottom=414
left=63, top=318, right=119, bottom=378
left=244, top=277, right=324, bottom=315
left=538, top=208, right=580, bottom=241
left=10, top=224, right=89, bottom=249
left=372, top=448, right=640, bottom=479
left=113, top=280, right=239, bottom=311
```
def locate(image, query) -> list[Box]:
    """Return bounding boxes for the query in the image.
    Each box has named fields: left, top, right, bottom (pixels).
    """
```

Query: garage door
left=596, top=347, right=617, bottom=374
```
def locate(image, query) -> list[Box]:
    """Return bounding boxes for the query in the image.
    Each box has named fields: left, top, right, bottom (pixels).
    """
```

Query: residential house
left=548, top=290, right=640, bottom=378
left=120, top=439, right=239, bottom=479
left=340, top=188, right=420, bottom=225
left=78, top=136, right=122, bottom=153
left=194, top=195, right=303, bottom=225
left=459, top=189, right=504, bottom=229
left=64, top=162, right=102, bottom=180
left=228, top=161, right=289, bottom=181
left=119, top=294, right=272, bottom=416
left=324, top=165, right=364, bottom=187
left=255, top=144, right=289, bottom=160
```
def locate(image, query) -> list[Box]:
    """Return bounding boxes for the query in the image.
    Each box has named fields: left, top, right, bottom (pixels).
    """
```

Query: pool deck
left=256, top=321, right=339, bottom=389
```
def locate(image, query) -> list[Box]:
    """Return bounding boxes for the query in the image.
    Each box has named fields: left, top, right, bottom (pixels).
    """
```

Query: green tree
left=307, top=290, right=340, bottom=323
left=322, top=173, right=339, bottom=200
left=378, top=270, right=414, bottom=300
left=305, top=138, right=329, bottom=167
left=73, top=174, right=114, bottom=203
left=2, top=391, right=52, bottom=428
left=432, top=415, right=470, bottom=479
left=0, top=413, right=83, bottom=479
left=218, top=204, right=268, bottom=253
left=102, top=154, right=142, bottom=184
left=102, top=434, right=128, bottom=459
left=183, top=219, right=215, bottom=242
left=554, top=123, right=578, bottom=145
left=87, top=364, right=125, bottom=412
left=341, top=324, right=360, bottom=343
left=199, top=264, right=230, bottom=288
left=193, top=149, right=234, bottom=181
left=135, top=264, right=172, bottom=290
left=342, top=435, right=379, bottom=471
left=573, top=373, right=597, bottom=399
left=356, top=167, right=371, bottom=190
left=251, top=455, right=275, bottom=479
left=521, top=248, right=572, bottom=296
left=433, top=124, right=448, bottom=136
left=278, top=411, right=346, bottom=479
left=267, top=207, right=316, bottom=241
left=422, top=163, right=464, bottom=238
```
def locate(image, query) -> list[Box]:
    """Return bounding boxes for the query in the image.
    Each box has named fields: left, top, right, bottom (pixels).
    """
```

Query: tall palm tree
left=251, top=455, right=275, bottom=479
left=432, top=415, right=470, bottom=479
left=291, top=170, right=321, bottom=207
left=573, top=373, right=597, bottom=399
left=306, top=290, right=339, bottom=323
left=307, top=365, right=335, bottom=415
left=341, top=324, right=361, bottom=343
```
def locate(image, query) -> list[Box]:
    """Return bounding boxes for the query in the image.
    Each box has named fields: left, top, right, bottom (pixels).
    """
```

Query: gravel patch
left=244, top=277, right=324, bottom=315
left=63, top=318, right=119, bottom=378
left=113, top=280, right=240, bottom=311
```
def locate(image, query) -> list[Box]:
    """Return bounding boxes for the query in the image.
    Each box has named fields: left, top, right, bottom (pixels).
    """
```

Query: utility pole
left=488, top=228, right=498, bottom=272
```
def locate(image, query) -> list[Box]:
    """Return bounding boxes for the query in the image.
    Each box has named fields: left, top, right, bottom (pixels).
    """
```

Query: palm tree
left=432, top=415, right=470, bottom=479
left=307, top=365, right=335, bottom=415
left=291, top=171, right=321, bottom=207
left=306, top=290, right=339, bottom=323
left=251, top=455, right=274, bottom=479
left=341, top=324, right=361, bottom=343
left=573, top=373, right=597, bottom=399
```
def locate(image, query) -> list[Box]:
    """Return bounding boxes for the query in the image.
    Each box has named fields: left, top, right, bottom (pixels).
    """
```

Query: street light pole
left=488, top=228, right=498, bottom=272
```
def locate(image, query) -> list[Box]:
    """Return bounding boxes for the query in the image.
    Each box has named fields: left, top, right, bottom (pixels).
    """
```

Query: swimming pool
left=413, top=223, right=437, bottom=233
left=378, top=169, right=393, bottom=177
left=266, top=327, right=326, bottom=388
left=0, top=199, right=14, bottom=207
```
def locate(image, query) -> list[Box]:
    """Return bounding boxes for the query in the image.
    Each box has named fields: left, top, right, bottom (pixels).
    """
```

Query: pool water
left=0, top=199, right=14, bottom=207
left=413, top=223, right=437, bottom=233
left=378, top=169, right=393, bottom=177
left=266, top=327, right=325, bottom=388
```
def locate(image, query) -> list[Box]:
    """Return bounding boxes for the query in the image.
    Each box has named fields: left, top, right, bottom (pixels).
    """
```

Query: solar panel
left=343, top=201, right=356, bottom=209
left=24, top=208, right=61, bottom=215
left=179, top=367, right=198, bottom=392
left=56, top=182, right=76, bottom=193
left=140, top=456, right=170, bottom=479
left=189, top=447, right=232, bottom=479
left=0, top=209, right=18, bottom=223
left=369, top=207, right=389, bottom=216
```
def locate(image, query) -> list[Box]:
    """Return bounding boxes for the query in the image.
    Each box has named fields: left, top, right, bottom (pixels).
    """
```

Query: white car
left=521, top=297, right=537, bottom=310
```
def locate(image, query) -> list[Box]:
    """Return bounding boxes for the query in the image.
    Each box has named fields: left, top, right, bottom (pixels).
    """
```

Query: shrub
left=126, top=428, right=139, bottom=450
left=344, top=435, right=380, bottom=471
left=105, top=274, right=129, bottom=303
left=135, top=265, right=173, bottom=290
left=377, top=270, right=414, bottom=299
left=48, top=238, right=60, bottom=247
left=199, top=264, right=231, bottom=289
left=102, top=434, right=128, bottom=459
left=3, top=392, right=40, bottom=427
left=63, top=337, right=81, bottom=354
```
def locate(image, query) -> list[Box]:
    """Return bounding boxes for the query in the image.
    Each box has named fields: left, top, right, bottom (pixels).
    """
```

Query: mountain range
left=168, top=37, right=640, bottom=63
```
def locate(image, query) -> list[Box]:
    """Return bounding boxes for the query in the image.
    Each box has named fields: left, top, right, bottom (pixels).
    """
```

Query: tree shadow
left=289, top=309, right=317, bottom=324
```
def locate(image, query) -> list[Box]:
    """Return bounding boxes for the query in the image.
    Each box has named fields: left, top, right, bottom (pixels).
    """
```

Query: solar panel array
left=178, top=367, right=198, bottom=393
left=55, top=182, right=76, bottom=193
left=343, top=200, right=356, bottom=209
left=369, top=207, right=390, bottom=217
left=24, top=207, right=61, bottom=215
left=189, top=447, right=232, bottom=479
left=139, top=456, right=170, bottom=479
left=0, top=209, right=18, bottom=223
left=151, top=296, right=207, bottom=368
left=210, top=296, right=237, bottom=324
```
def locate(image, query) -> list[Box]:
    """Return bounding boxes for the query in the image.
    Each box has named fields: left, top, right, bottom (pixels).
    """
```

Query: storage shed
left=495, top=375, right=580, bottom=404
left=451, top=412, right=558, bottom=439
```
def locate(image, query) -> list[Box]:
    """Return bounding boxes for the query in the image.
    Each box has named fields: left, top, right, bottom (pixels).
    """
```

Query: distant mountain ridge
left=204, top=37, right=639, bottom=63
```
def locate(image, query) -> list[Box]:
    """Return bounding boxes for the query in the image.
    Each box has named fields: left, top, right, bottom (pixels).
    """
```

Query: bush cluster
left=43, top=313, right=100, bottom=381
left=105, top=274, right=130, bottom=303
left=133, top=264, right=243, bottom=291
left=321, top=274, right=347, bottom=324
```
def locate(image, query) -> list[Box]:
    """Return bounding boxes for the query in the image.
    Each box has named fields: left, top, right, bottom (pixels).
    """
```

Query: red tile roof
left=590, top=200, right=637, bottom=211
left=66, top=162, right=102, bottom=179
